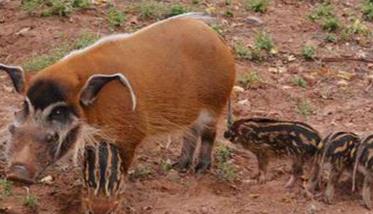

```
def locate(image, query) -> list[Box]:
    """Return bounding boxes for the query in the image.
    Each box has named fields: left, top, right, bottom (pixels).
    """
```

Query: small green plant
left=217, top=162, right=237, bottom=182
left=41, top=0, right=73, bottom=17
left=138, top=0, right=167, bottom=19
left=22, top=0, right=90, bottom=16
left=245, top=0, right=270, bottom=13
left=308, top=3, right=333, bottom=21
left=296, top=100, right=313, bottom=117
left=192, top=0, right=200, bottom=4
left=130, top=165, right=152, bottom=180
left=216, top=144, right=232, bottom=163
left=324, top=33, right=337, bottom=43
left=23, top=193, right=38, bottom=209
left=237, top=71, right=261, bottom=88
left=160, top=159, right=172, bottom=173
left=21, top=0, right=43, bottom=13
left=292, top=76, right=307, bottom=88
left=215, top=144, right=236, bottom=181
left=254, top=31, right=274, bottom=52
left=302, top=45, right=316, bottom=60
left=234, top=41, right=251, bottom=59
left=224, top=9, right=234, bottom=17
left=107, top=6, right=126, bottom=27
left=322, top=16, right=340, bottom=32
left=210, top=24, right=225, bottom=36
left=167, top=4, right=188, bottom=17
left=23, top=45, right=69, bottom=71
left=73, top=32, right=99, bottom=49
left=362, top=0, right=373, bottom=21
left=341, top=18, right=370, bottom=40
left=23, top=33, right=99, bottom=71
left=225, top=0, right=232, bottom=5
left=0, top=179, right=12, bottom=197
left=72, top=0, right=90, bottom=8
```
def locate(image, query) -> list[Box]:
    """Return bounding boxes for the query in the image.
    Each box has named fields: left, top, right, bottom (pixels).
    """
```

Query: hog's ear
left=79, top=73, right=137, bottom=111
left=0, top=63, right=26, bottom=94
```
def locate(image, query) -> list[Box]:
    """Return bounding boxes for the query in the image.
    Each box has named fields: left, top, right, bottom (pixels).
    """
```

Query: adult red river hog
left=0, top=13, right=236, bottom=185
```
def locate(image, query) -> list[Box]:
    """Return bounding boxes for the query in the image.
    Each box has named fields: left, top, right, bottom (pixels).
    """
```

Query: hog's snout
left=7, top=164, right=35, bottom=184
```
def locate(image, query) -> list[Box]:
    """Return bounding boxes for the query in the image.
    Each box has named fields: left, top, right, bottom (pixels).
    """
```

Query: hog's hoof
left=323, top=195, right=334, bottom=205
left=194, top=160, right=211, bottom=174
left=252, top=173, right=266, bottom=184
left=257, top=174, right=267, bottom=184
left=363, top=199, right=372, bottom=210
left=285, top=176, right=296, bottom=189
left=172, top=158, right=192, bottom=172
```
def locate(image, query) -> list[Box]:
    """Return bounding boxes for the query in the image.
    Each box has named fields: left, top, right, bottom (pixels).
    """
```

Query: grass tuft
left=296, top=100, right=313, bottom=117
left=292, top=76, right=307, bottom=88
left=302, top=45, right=316, bottom=60
left=23, top=194, right=38, bottom=209
left=215, top=144, right=236, bottom=182
left=362, top=0, right=373, bottom=21
left=167, top=4, right=189, bottom=17
left=107, top=6, right=126, bottom=28
left=0, top=179, right=12, bottom=198
left=254, top=31, right=274, bottom=52
left=138, top=0, right=167, bottom=20
left=308, top=3, right=333, bottom=21
left=22, top=0, right=90, bottom=16
left=245, top=0, right=270, bottom=13
left=23, top=32, right=99, bottom=71
left=237, top=71, right=262, bottom=88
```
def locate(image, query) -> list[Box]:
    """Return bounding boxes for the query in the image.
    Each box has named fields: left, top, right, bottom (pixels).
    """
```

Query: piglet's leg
left=362, top=175, right=372, bottom=210
left=285, top=156, right=304, bottom=188
left=324, top=166, right=342, bottom=204
left=256, top=152, right=269, bottom=184
left=306, top=156, right=321, bottom=193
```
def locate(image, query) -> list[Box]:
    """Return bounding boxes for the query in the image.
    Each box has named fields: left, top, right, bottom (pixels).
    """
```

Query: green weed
left=245, top=0, right=270, bottom=13
left=302, top=45, right=316, bottom=60
left=107, top=6, right=126, bottom=27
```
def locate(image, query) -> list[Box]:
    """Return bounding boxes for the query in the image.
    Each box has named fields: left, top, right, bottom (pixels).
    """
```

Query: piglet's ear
left=0, top=63, right=26, bottom=94
left=79, top=73, right=137, bottom=111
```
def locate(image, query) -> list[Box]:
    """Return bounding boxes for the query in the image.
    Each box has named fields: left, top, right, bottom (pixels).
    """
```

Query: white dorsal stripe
left=62, top=12, right=214, bottom=61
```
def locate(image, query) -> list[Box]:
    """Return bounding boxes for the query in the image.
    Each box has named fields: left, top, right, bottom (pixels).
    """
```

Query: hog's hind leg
left=173, top=126, right=199, bottom=172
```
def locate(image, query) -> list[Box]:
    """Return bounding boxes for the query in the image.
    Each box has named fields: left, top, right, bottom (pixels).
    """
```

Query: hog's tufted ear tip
left=0, top=63, right=26, bottom=94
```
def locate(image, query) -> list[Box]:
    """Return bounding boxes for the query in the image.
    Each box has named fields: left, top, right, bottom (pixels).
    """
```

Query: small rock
left=287, top=55, right=296, bottom=62
left=15, top=27, right=31, bottom=36
left=337, top=80, right=348, bottom=86
left=249, top=193, right=260, bottom=199
left=337, top=71, right=354, bottom=80
left=143, top=206, right=152, bottom=211
left=233, top=85, right=245, bottom=93
left=368, top=63, right=373, bottom=68
left=3, top=85, right=13, bottom=93
left=237, top=99, right=249, bottom=105
left=201, top=206, right=209, bottom=214
left=40, top=175, right=54, bottom=185
left=282, top=85, right=293, bottom=90
left=306, top=204, right=317, bottom=214
left=268, top=67, right=277, bottom=73
left=245, top=16, right=263, bottom=26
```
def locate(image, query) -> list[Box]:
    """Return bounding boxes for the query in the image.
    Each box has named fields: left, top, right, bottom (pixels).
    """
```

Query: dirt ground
left=1, top=0, right=373, bottom=213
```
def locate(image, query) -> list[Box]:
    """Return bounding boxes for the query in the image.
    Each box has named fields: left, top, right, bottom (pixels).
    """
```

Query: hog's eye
left=49, top=106, right=70, bottom=122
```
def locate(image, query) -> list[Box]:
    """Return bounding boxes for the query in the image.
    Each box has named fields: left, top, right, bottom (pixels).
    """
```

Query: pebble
left=245, top=16, right=263, bottom=26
